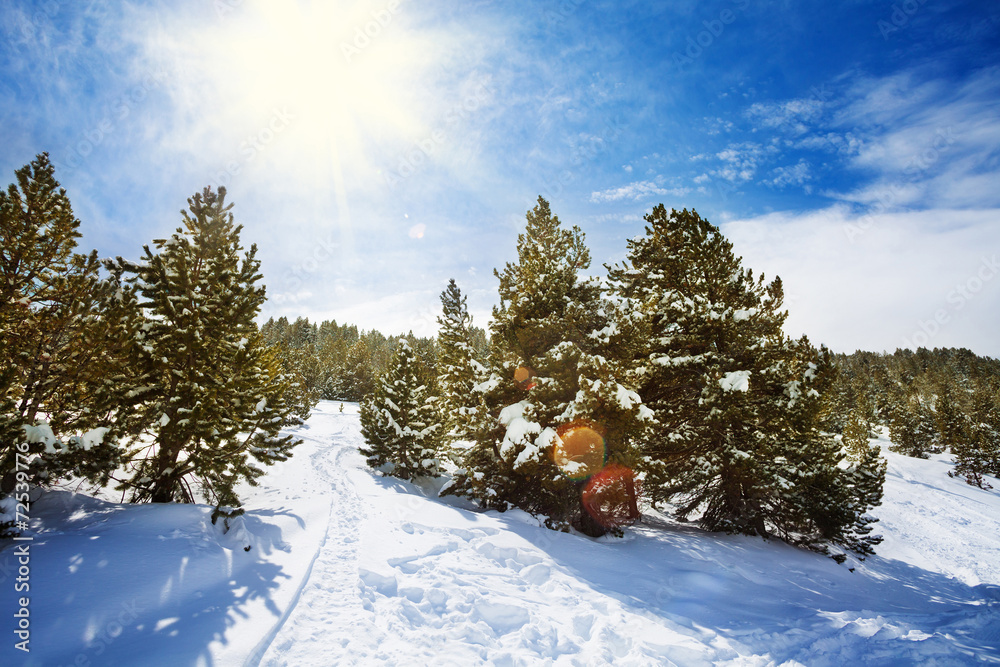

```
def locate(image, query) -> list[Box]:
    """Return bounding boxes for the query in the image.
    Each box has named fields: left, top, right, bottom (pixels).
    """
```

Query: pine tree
left=888, top=395, right=935, bottom=458
left=935, top=381, right=968, bottom=453
left=842, top=408, right=872, bottom=461
left=841, top=438, right=887, bottom=556
left=446, top=197, right=648, bottom=535
left=606, top=206, right=883, bottom=553
left=435, top=279, right=487, bottom=454
left=118, top=186, right=307, bottom=508
left=359, top=339, right=441, bottom=479
left=330, top=332, right=388, bottom=401
left=951, top=382, right=1000, bottom=488
left=0, top=153, right=125, bottom=490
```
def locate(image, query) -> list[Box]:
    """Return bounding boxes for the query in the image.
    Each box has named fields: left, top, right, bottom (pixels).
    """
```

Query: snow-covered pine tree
left=841, top=408, right=872, bottom=461
left=435, top=278, right=486, bottom=455
left=951, top=381, right=1000, bottom=488
left=446, top=197, right=648, bottom=535
left=840, top=435, right=887, bottom=556
left=934, top=381, right=968, bottom=453
left=119, top=186, right=307, bottom=508
left=606, top=205, right=883, bottom=554
left=0, top=153, right=125, bottom=490
left=329, top=332, right=389, bottom=401
left=888, top=394, right=936, bottom=458
left=359, top=339, right=441, bottom=479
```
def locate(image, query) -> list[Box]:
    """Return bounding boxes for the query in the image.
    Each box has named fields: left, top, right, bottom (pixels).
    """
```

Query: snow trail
left=257, top=409, right=376, bottom=665
left=247, top=426, right=368, bottom=664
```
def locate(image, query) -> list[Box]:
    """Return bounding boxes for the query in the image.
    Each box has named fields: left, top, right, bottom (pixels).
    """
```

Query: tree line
left=358, top=198, right=1000, bottom=558
left=3, top=155, right=997, bottom=558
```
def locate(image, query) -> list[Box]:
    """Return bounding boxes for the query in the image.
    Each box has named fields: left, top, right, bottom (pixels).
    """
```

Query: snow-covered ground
left=3, top=401, right=999, bottom=666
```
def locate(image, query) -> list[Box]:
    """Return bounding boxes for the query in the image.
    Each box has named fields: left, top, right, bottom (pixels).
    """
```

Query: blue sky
left=2, top=0, right=999, bottom=356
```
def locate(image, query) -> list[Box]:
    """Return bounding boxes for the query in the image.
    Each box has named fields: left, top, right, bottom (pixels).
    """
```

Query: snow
left=4, top=400, right=1000, bottom=665
left=498, top=402, right=525, bottom=427
left=72, top=427, right=110, bottom=451
left=614, top=384, right=642, bottom=410
left=514, top=427, right=556, bottom=469
left=473, top=376, right=500, bottom=394
left=498, top=402, right=542, bottom=464
left=719, top=370, right=751, bottom=393
left=21, top=421, right=59, bottom=453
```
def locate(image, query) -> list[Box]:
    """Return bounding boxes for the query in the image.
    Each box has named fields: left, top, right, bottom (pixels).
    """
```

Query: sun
left=189, top=0, right=434, bottom=187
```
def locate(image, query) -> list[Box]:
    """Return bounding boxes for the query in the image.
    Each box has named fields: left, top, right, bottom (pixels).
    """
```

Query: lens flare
left=551, top=421, right=606, bottom=481
left=514, top=366, right=536, bottom=390
left=582, top=464, right=642, bottom=529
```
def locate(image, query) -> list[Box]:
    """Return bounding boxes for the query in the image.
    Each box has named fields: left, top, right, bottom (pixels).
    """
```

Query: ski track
left=257, top=413, right=373, bottom=666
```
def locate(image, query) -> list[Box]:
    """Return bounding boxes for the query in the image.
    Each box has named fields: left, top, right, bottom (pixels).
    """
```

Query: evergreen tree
left=0, top=153, right=125, bottom=490
left=841, top=438, right=887, bottom=556
left=951, top=382, right=1000, bottom=488
left=606, top=206, right=883, bottom=553
left=435, top=278, right=487, bottom=453
left=118, top=186, right=307, bottom=508
left=330, top=332, right=387, bottom=401
left=888, top=394, right=936, bottom=458
left=359, top=339, right=441, bottom=479
left=935, top=381, right=968, bottom=453
left=447, top=197, right=648, bottom=535
left=842, top=408, right=872, bottom=462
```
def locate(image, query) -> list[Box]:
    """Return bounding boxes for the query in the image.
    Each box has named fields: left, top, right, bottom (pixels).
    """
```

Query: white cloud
left=590, top=180, right=691, bottom=203
left=758, top=65, right=1000, bottom=211
left=765, top=160, right=811, bottom=188
left=745, top=99, right=823, bottom=134
left=708, top=141, right=780, bottom=182
left=720, top=206, right=1000, bottom=357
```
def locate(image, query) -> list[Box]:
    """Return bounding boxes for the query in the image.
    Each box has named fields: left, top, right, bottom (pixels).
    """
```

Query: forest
left=3, top=153, right=999, bottom=560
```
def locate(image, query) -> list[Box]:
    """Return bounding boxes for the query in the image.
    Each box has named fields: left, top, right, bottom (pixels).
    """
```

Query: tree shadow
left=0, top=491, right=302, bottom=667
left=361, top=477, right=1000, bottom=663
left=488, top=507, right=1000, bottom=662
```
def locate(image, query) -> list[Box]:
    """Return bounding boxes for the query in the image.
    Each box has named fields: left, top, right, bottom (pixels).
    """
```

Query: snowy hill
left=3, top=401, right=999, bottom=666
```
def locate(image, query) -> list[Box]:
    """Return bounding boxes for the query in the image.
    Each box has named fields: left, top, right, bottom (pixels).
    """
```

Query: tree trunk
left=148, top=442, right=181, bottom=503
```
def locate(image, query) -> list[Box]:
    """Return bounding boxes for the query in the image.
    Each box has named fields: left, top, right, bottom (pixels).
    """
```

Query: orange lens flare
left=552, top=421, right=606, bottom=481
left=514, top=366, right=536, bottom=390
left=582, top=464, right=642, bottom=529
